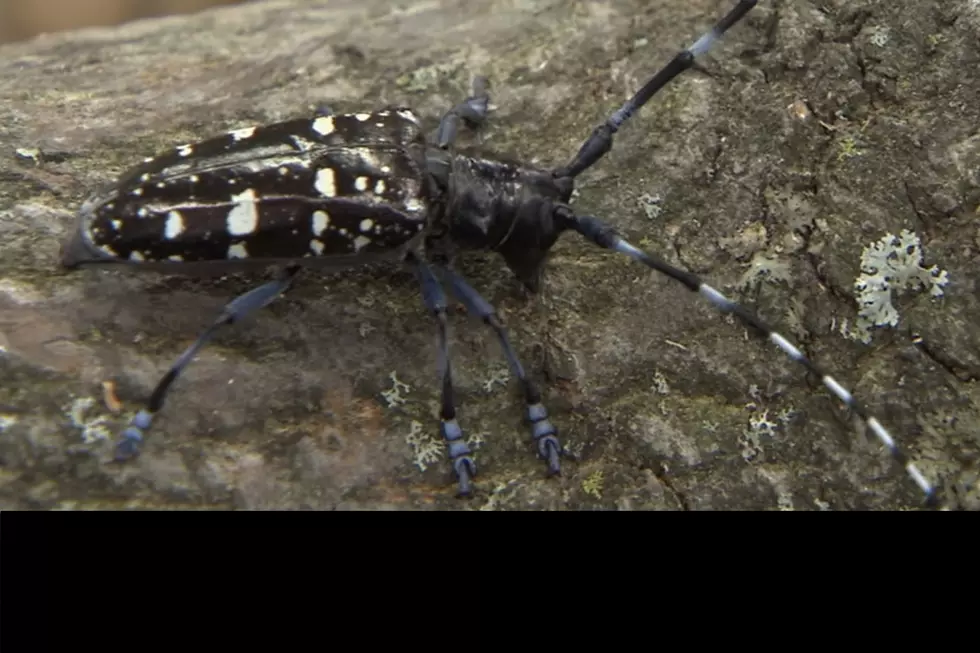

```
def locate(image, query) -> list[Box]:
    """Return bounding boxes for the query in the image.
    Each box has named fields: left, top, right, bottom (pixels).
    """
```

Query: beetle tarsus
left=113, top=431, right=143, bottom=461
left=453, top=457, right=476, bottom=497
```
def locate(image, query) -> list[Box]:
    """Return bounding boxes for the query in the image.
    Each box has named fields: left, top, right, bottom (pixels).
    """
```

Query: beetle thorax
left=435, top=154, right=574, bottom=291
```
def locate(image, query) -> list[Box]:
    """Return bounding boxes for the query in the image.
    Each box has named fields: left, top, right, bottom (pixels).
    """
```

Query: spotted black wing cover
left=77, top=109, right=430, bottom=263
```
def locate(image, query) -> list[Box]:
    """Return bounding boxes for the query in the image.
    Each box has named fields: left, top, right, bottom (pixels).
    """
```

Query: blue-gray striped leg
left=436, top=266, right=561, bottom=475
left=556, top=208, right=939, bottom=507
left=114, top=267, right=300, bottom=461
left=554, top=0, right=757, bottom=178
left=435, top=76, right=490, bottom=149
left=413, top=258, right=477, bottom=496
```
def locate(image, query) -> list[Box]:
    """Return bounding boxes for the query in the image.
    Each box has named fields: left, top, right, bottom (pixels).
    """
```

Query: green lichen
left=582, top=470, right=604, bottom=500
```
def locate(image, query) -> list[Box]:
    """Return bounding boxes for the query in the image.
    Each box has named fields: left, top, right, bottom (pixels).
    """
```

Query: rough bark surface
left=1, top=0, right=978, bottom=510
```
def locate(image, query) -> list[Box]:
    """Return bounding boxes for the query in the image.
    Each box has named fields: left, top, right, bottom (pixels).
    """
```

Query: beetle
left=60, top=0, right=938, bottom=505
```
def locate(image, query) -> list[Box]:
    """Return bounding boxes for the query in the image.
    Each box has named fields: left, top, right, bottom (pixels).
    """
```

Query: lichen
left=404, top=419, right=443, bottom=471
left=738, top=408, right=780, bottom=462
left=868, top=25, right=891, bottom=47
left=65, top=397, right=112, bottom=444
left=851, top=229, right=950, bottom=343
left=638, top=193, right=664, bottom=220
left=481, top=366, right=510, bottom=393
left=380, top=371, right=412, bottom=407
left=837, top=136, right=864, bottom=161
left=582, top=470, right=604, bottom=499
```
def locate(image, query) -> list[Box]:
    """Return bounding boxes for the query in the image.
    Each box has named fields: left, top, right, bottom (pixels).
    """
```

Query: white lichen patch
left=481, top=366, right=510, bottom=393
left=65, top=397, right=112, bottom=444
left=776, top=407, right=798, bottom=425
left=638, top=193, right=664, bottom=220
left=652, top=371, right=670, bottom=395
left=738, top=408, right=779, bottom=462
left=380, top=371, right=411, bottom=407
left=868, top=25, right=890, bottom=47
left=851, top=229, right=949, bottom=344
left=562, top=438, right=586, bottom=460
left=404, top=419, right=443, bottom=471
left=748, top=410, right=779, bottom=438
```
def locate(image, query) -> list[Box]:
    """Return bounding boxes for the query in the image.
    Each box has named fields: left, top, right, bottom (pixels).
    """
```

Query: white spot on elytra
left=315, top=168, right=336, bottom=196
left=312, top=210, right=329, bottom=235
left=312, top=116, right=335, bottom=136
left=228, top=242, right=248, bottom=258
left=226, top=188, right=259, bottom=236
left=164, top=211, right=185, bottom=239
left=291, top=135, right=316, bottom=151
left=229, top=126, right=256, bottom=141
left=359, top=218, right=373, bottom=232
left=355, top=113, right=371, bottom=122
left=353, top=235, right=371, bottom=251
left=129, top=250, right=145, bottom=261
left=355, top=176, right=369, bottom=191
left=190, top=175, right=199, bottom=182
left=358, top=150, right=383, bottom=170
left=168, top=255, right=183, bottom=261
left=310, top=240, right=324, bottom=255
left=132, top=188, right=143, bottom=196
left=374, top=179, right=385, bottom=194
left=111, top=219, right=122, bottom=230
left=176, top=144, right=193, bottom=157
left=404, top=198, right=423, bottom=212
left=396, top=109, right=419, bottom=125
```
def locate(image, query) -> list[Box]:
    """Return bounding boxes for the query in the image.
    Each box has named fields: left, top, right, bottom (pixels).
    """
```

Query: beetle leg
left=113, top=266, right=300, bottom=461
left=436, top=265, right=561, bottom=476
left=435, top=76, right=490, bottom=149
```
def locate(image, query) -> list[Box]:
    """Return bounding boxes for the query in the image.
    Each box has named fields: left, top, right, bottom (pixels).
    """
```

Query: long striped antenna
left=556, top=208, right=939, bottom=507
left=554, top=0, right=758, bottom=179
